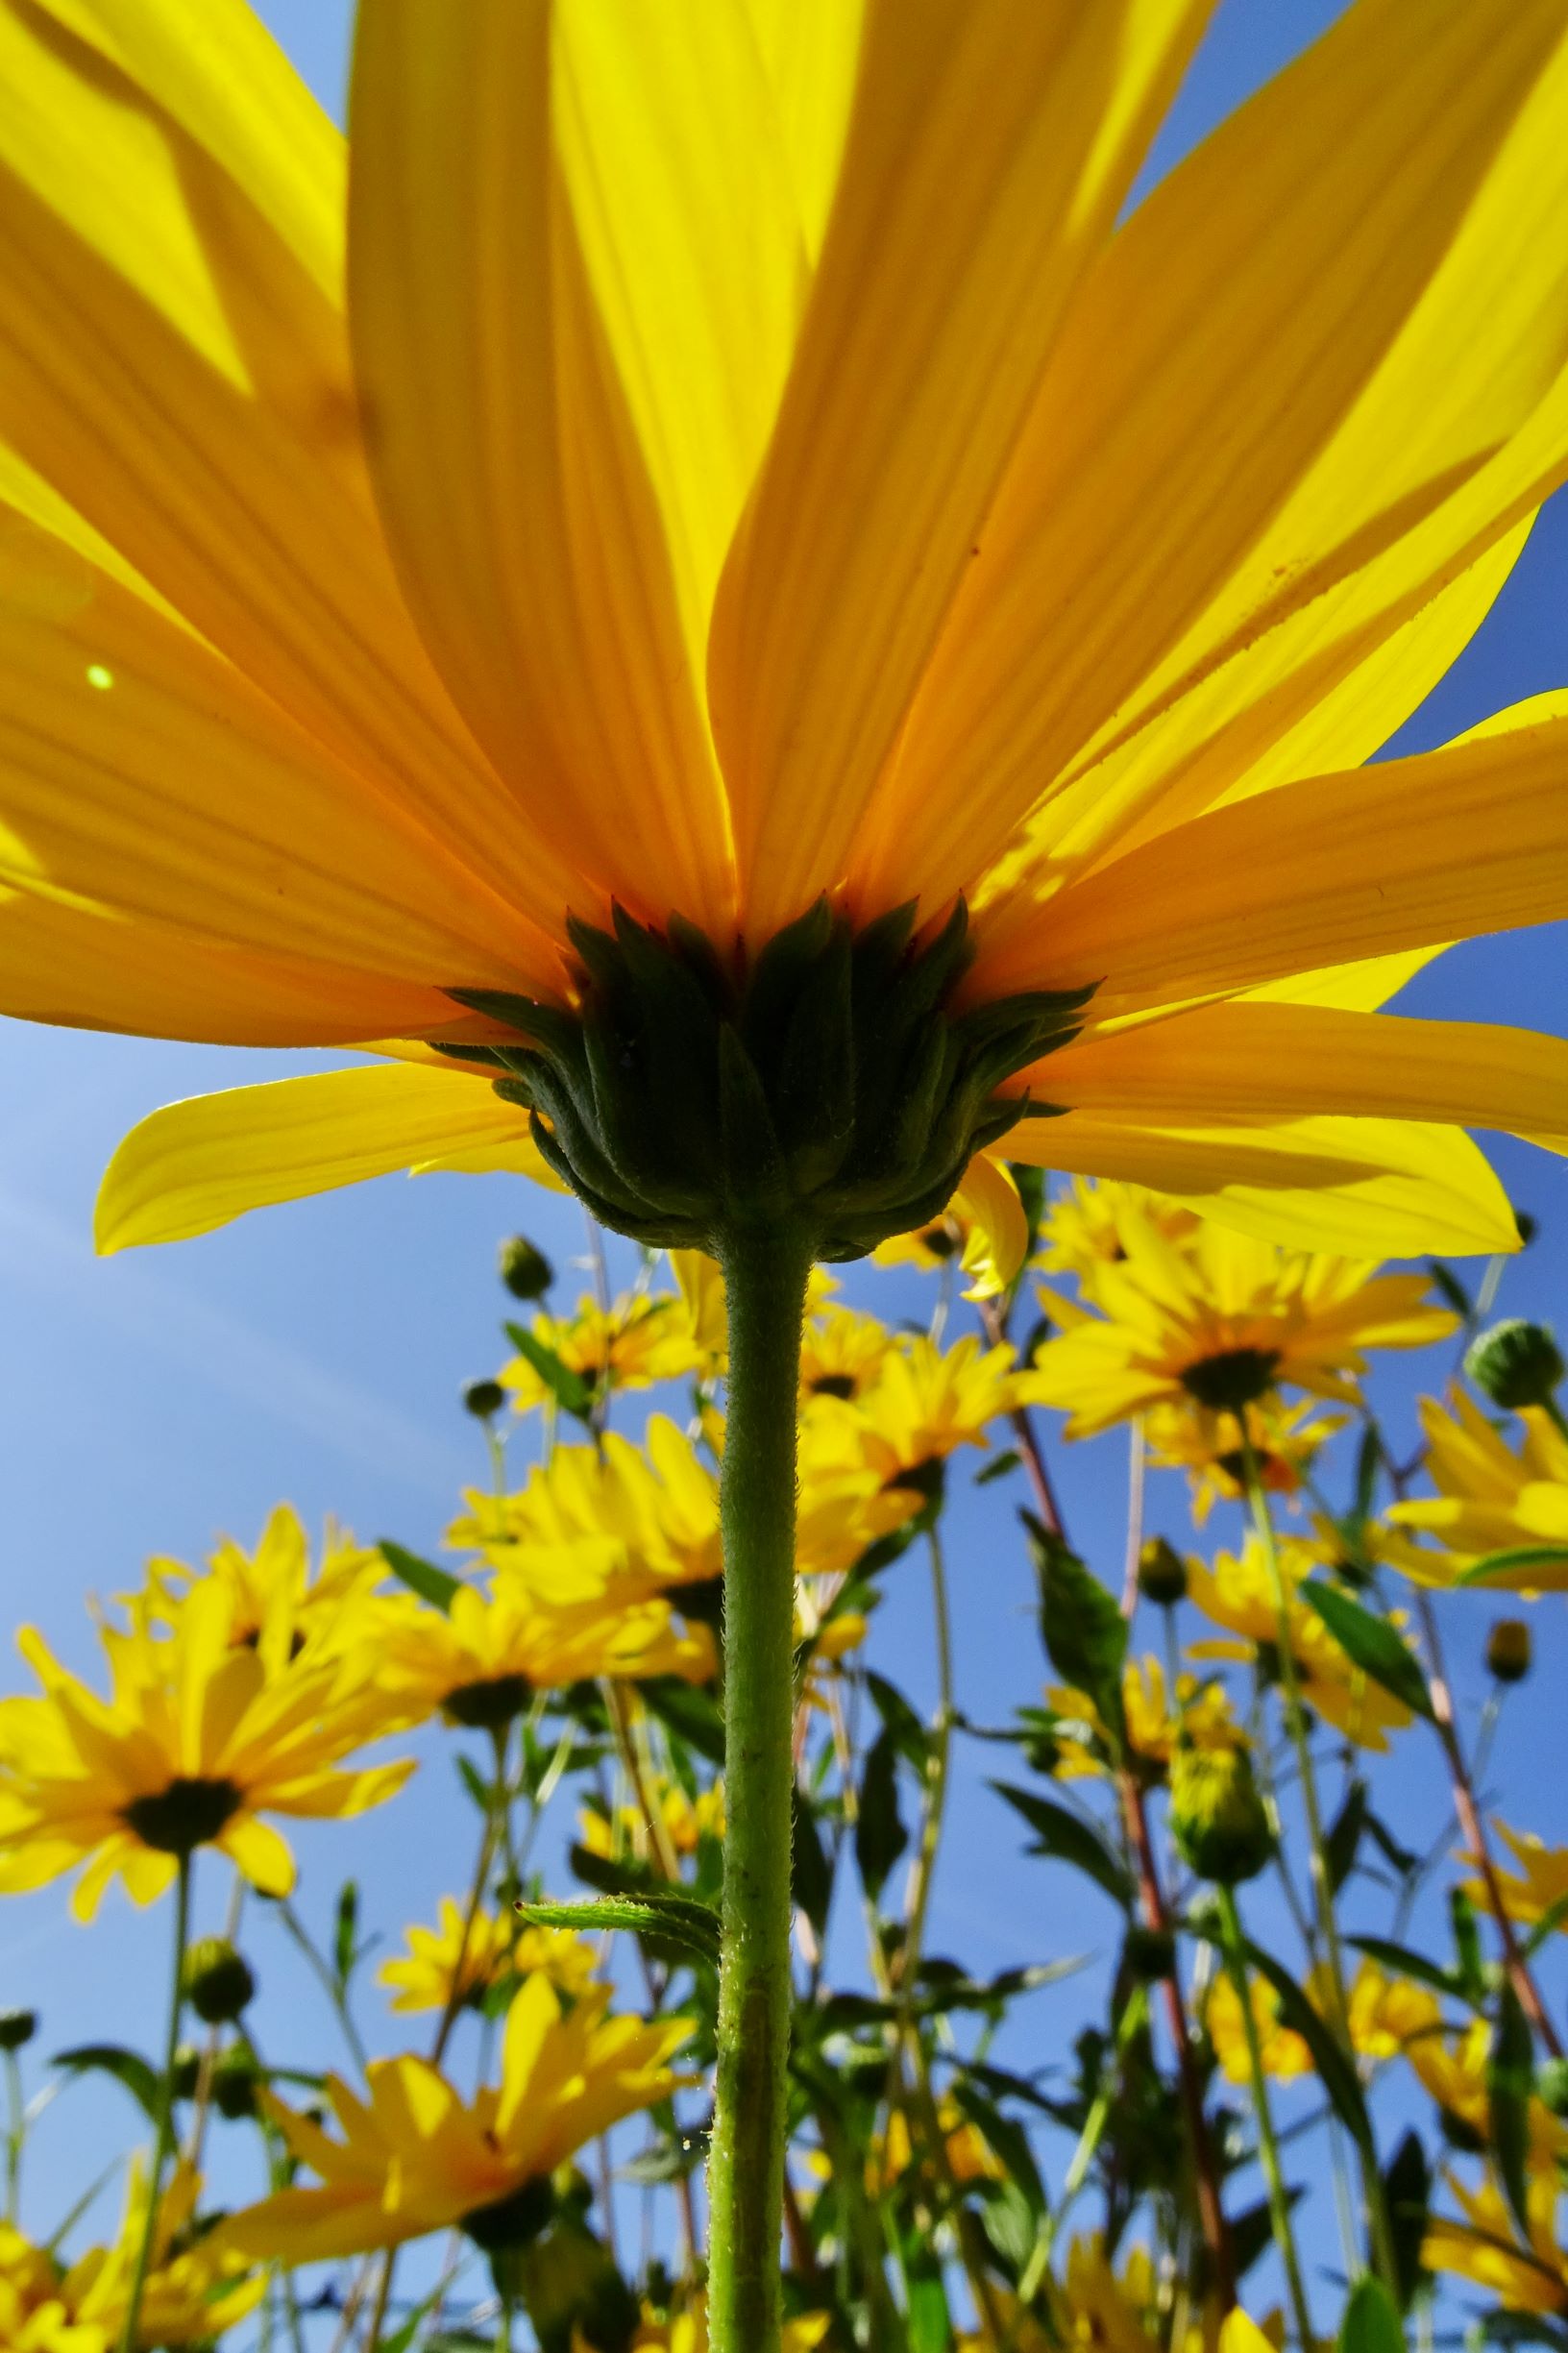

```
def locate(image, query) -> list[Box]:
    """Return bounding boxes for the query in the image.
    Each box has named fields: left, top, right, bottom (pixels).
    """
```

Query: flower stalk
left=117, top=1851, right=191, bottom=2353
left=1214, top=1885, right=1315, bottom=2353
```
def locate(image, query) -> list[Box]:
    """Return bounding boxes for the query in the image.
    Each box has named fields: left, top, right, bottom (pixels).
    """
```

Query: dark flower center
left=1179, top=1347, right=1281, bottom=1414
left=443, top=1674, right=531, bottom=1730
left=124, top=1777, right=243, bottom=1856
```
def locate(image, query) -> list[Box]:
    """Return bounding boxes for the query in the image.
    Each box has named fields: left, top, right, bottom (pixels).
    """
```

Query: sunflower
left=0, top=1582, right=410, bottom=1916
left=1425, top=2175, right=1568, bottom=2318
left=1037, top=1180, right=1199, bottom=1298
left=223, top=1977, right=689, bottom=2264
left=1408, top=2019, right=1567, bottom=2169
left=1144, top=1395, right=1343, bottom=1525
left=1028, top=1210, right=1457, bottom=1439
left=1187, top=1534, right=1415, bottom=1750
left=502, top=1290, right=707, bottom=1416
left=1384, top=1388, right=1568, bottom=1589
left=143, top=1503, right=387, bottom=1656
left=802, top=1333, right=1025, bottom=1488
left=45, top=2161, right=261, bottom=2351
left=1045, top=1655, right=1240, bottom=1783
left=579, top=1778, right=725, bottom=1869
left=1204, top=1958, right=1439, bottom=2085
left=1460, top=1820, right=1568, bottom=1935
left=378, top=1901, right=599, bottom=2017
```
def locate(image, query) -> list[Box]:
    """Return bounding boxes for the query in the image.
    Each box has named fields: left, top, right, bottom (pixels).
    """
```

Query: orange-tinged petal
left=713, top=0, right=1213, bottom=933
left=742, top=0, right=864, bottom=262
left=858, top=0, right=1568, bottom=913
left=95, top=1060, right=559, bottom=1255
left=347, top=0, right=733, bottom=935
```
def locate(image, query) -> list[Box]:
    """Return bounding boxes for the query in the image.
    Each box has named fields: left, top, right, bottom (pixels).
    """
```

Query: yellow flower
left=502, top=1291, right=705, bottom=1415
left=1046, top=1654, right=1239, bottom=1780
left=378, top=1900, right=600, bottom=2016
left=1205, top=1959, right=1439, bottom=2085
left=1144, top=1396, right=1344, bottom=1526
left=1425, top=2174, right=1568, bottom=2317
left=1037, top=1180, right=1199, bottom=1297
left=0, top=1583, right=410, bottom=1917
left=1187, top=1533, right=1414, bottom=1751
left=871, top=1158, right=1030, bottom=1301
left=370, top=1574, right=716, bottom=1731
left=226, top=1978, right=689, bottom=2263
left=1409, top=2019, right=1567, bottom=2169
left=798, top=1305, right=898, bottom=1404
left=803, top=1334, right=1023, bottom=1488
left=1029, top=1210, right=1456, bottom=1439
left=1203, top=1976, right=1314, bottom=2086
left=632, top=2299, right=829, bottom=2353
left=803, top=2097, right=999, bottom=2203
left=1384, top=1389, right=1568, bottom=1589
left=144, top=1503, right=387, bottom=1656
left=50, top=2162, right=261, bottom=2350
left=1342, top=1959, right=1444, bottom=2062
left=42, top=6, right=1567, bottom=1265
left=1462, top=1820, right=1568, bottom=1933
left=0, top=2224, right=92, bottom=2353
left=579, top=1778, right=725, bottom=1867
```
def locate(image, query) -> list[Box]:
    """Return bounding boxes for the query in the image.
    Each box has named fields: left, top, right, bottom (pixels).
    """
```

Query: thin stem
left=706, top=1226, right=813, bottom=2353
left=4, top=2049, right=22, bottom=2223
left=1006, top=1989, right=1150, bottom=2337
left=1121, top=1421, right=1146, bottom=1616
left=1215, top=1886, right=1314, bottom=2353
left=117, top=1852, right=191, bottom=2353
left=277, top=1900, right=371, bottom=2079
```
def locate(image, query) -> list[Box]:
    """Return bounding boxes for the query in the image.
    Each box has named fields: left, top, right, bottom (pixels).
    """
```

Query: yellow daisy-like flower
left=1205, top=1958, right=1440, bottom=2085
left=1425, top=2174, right=1568, bottom=2318
left=144, top=1502, right=387, bottom=1656
left=871, top=1158, right=1030, bottom=1302
left=1409, top=2019, right=1568, bottom=2169
left=797, top=1304, right=898, bottom=1405
left=1462, top=1820, right=1568, bottom=1933
left=1384, top=1388, right=1568, bottom=1589
left=1203, top=1976, right=1315, bottom=2086
left=1037, top=1180, right=1199, bottom=1299
left=632, top=2300, right=829, bottom=2353
left=0, top=1582, right=410, bottom=1917
left=803, top=1333, right=1024, bottom=1489
left=0, top=2224, right=94, bottom=2353
left=378, top=1900, right=600, bottom=2016
left=51, top=2161, right=262, bottom=2351
left=1143, top=1396, right=1344, bottom=1526
left=1029, top=1210, right=1457, bottom=1439
left=1046, top=1655, right=1240, bottom=1781
left=502, top=1290, right=710, bottom=1417
left=1187, top=1533, right=1415, bottom=1750
left=580, top=1778, right=725, bottom=1869
left=36, top=1, right=1566, bottom=1267
left=226, top=1977, right=689, bottom=2264
left=371, top=1573, right=716, bottom=1732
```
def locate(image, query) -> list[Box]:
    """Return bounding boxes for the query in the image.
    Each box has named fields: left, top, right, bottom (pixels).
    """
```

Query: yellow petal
left=712, top=0, right=1213, bottom=933
left=1029, top=1004, right=1568, bottom=1140
left=0, top=0, right=552, bottom=929
left=859, top=0, right=1568, bottom=912
left=949, top=1155, right=1029, bottom=1298
left=978, top=697, right=1568, bottom=1013
left=347, top=0, right=733, bottom=935
left=742, top=0, right=864, bottom=262
left=95, top=1061, right=558, bottom=1254
left=1245, top=948, right=1446, bottom=1014
left=1007, top=1112, right=1517, bottom=1258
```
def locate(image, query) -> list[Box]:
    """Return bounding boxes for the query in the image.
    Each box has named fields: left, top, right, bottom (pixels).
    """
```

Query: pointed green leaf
left=515, top=1893, right=718, bottom=1968
left=1338, top=2275, right=1406, bottom=2353
left=992, top=1782, right=1132, bottom=1905
left=1025, top=1517, right=1128, bottom=1747
left=1299, top=1581, right=1433, bottom=1721
left=379, top=1539, right=461, bottom=1614
left=1488, top=1982, right=1534, bottom=2238
left=502, top=1324, right=596, bottom=1421
left=1244, top=1939, right=1374, bottom=2155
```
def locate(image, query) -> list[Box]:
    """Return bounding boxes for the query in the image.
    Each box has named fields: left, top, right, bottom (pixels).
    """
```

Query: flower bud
left=1137, top=1536, right=1188, bottom=1608
left=0, top=2009, right=36, bottom=2051
left=499, top=1237, right=554, bottom=1303
left=1537, top=2058, right=1568, bottom=2119
left=211, top=2045, right=259, bottom=2120
left=1465, top=1319, right=1565, bottom=1412
left=1168, top=1741, right=1273, bottom=1887
left=182, top=1937, right=256, bottom=2025
left=462, top=1377, right=507, bottom=1422
left=1485, top=1618, right=1532, bottom=1685
left=170, top=2045, right=202, bottom=2101
left=1123, top=1926, right=1176, bottom=1983
left=509, top=2214, right=639, bottom=2353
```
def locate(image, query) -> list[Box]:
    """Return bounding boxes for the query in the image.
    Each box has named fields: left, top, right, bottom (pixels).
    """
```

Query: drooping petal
left=711, top=0, right=1213, bottom=933
left=856, top=0, right=1568, bottom=913
left=347, top=0, right=736, bottom=934
left=948, top=1155, right=1029, bottom=1296
left=1026, top=1004, right=1568, bottom=1140
left=218, top=1812, right=297, bottom=1897
left=1006, top=1113, right=1518, bottom=1258
left=974, top=698, right=1568, bottom=1013
left=95, top=1062, right=558, bottom=1255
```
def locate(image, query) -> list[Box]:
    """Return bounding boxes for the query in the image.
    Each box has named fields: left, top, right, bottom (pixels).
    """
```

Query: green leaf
left=51, top=2044, right=160, bottom=2123
left=1347, top=1937, right=1464, bottom=2001
left=1355, top=1424, right=1384, bottom=1523
left=1024, top=1517, right=1128, bottom=1747
left=1338, top=2275, right=1406, bottom=2353
left=1451, top=1889, right=1487, bottom=2002
left=503, top=1322, right=596, bottom=1420
left=992, top=1781, right=1133, bottom=1906
left=1457, top=1546, right=1568, bottom=1587
left=1325, top=1778, right=1368, bottom=1895
left=856, top=1729, right=908, bottom=1901
left=1489, top=1981, right=1534, bottom=2239
left=1524, top=1892, right=1568, bottom=1956
left=793, top=1786, right=834, bottom=1939
left=379, top=1539, right=461, bottom=1615
left=332, top=1879, right=359, bottom=1994
left=639, top=1678, right=726, bottom=1767
left=973, top=1448, right=1022, bottom=1488
left=1230, top=2191, right=1303, bottom=2284
left=515, top=1892, right=718, bottom=1967
left=1243, top=1940, right=1374, bottom=2156
left=1299, top=1581, right=1434, bottom=1721
left=1383, top=2128, right=1431, bottom=2312
left=1427, top=1261, right=1474, bottom=1321
left=866, top=1672, right=930, bottom=1771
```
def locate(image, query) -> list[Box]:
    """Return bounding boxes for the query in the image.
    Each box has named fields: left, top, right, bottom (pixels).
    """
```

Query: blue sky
left=0, top=0, right=1563, bottom=2326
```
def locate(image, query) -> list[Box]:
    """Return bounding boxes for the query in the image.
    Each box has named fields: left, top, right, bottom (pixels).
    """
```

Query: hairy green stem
left=117, top=1852, right=190, bottom=2353
left=707, top=1226, right=812, bottom=2353
left=1215, top=1886, right=1315, bottom=2353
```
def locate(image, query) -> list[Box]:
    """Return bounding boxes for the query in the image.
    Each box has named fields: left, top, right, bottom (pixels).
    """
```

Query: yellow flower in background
left=798, top=1305, right=898, bottom=1405
left=456, top=1418, right=723, bottom=1600
left=143, top=1503, right=387, bottom=1656
left=1409, top=2020, right=1568, bottom=2169
left=1462, top=1821, right=1568, bottom=1933
left=1342, top=1959, right=1444, bottom=2062
left=1046, top=1655, right=1239, bottom=1781
left=378, top=1900, right=600, bottom=2016
left=1188, top=1534, right=1415, bottom=1750
left=804, top=1334, right=1024, bottom=1489
left=580, top=1779, right=725, bottom=1868
left=225, top=1979, right=688, bottom=2263
left=1203, top=1975, right=1315, bottom=2086
left=632, top=2300, right=829, bottom=2353
left=0, top=2223, right=90, bottom=2353
left=1384, top=1389, right=1568, bottom=1590
left=1425, top=2175, right=1568, bottom=2318
left=30, top=0, right=1566, bottom=1262
left=371, top=1575, right=715, bottom=1733
left=0, top=1583, right=410, bottom=1916
left=502, top=1292, right=705, bottom=1416
left=1206, top=1958, right=1440, bottom=2084
left=1037, top=1181, right=1200, bottom=1299
left=49, top=2162, right=261, bottom=2350
left=871, top=1158, right=1030, bottom=1302
left=1144, top=1396, right=1344, bottom=1525
left=1029, top=1209, right=1457, bottom=1440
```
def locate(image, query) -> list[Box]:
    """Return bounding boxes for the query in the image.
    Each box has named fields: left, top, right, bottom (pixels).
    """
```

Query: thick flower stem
left=118, top=1851, right=191, bottom=2353
left=708, top=1225, right=813, bottom=2353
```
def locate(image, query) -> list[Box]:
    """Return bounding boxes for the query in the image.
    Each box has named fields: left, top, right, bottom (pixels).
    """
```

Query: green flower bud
left=463, top=1377, right=508, bottom=1421
left=1537, top=2058, right=1568, bottom=2118
left=508, top=2214, right=639, bottom=2353
left=170, top=2045, right=202, bottom=2101
left=0, top=2009, right=36, bottom=2051
left=1466, top=1319, right=1565, bottom=1412
left=182, top=1938, right=256, bottom=2025
left=1485, top=1618, right=1532, bottom=1685
left=211, top=2045, right=260, bottom=2120
left=1123, top=1926, right=1176, bottom=1983
left=1137, top=1536, right=1188, bottom=1608
left=499, top=1237, right=554, bottom=1303
left=1168, top=1742, right=1273, bottom=1887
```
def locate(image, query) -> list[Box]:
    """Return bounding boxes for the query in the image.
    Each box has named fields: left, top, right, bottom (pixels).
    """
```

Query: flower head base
left=455, top=898, right=1089, bottom=1261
